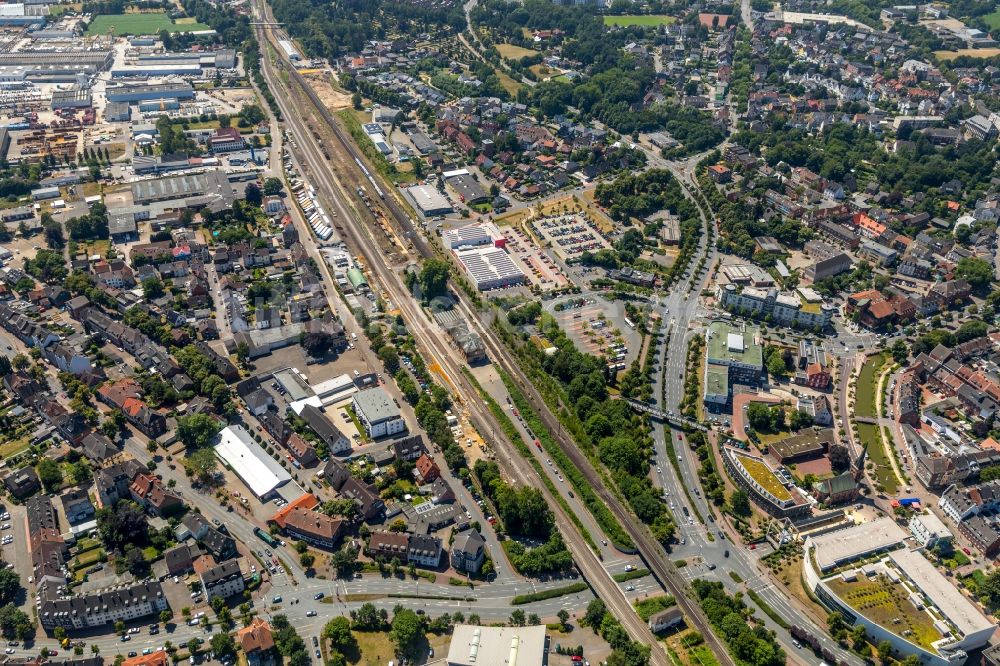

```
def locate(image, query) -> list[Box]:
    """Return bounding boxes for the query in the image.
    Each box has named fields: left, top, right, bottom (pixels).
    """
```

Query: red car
left=963, top=547, right=971, bottom=555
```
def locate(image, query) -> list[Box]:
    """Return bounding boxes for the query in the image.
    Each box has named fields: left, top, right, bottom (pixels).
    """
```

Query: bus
left=253, top=527, right=279, bottom=548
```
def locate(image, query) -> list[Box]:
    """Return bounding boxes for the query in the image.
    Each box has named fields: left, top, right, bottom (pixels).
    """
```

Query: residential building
left=718, top=284, right=835, bottom=331
left=352, top=387, right=405, bottom=438
left=909, top=513, right=953, bottom=549
left=407, top=534, right=442, bottom=567
left=451, top=530, right=486, bottom=573
left=649, top=607, right=684, bottom=633
left=368, top=531, right=410, bottom=561
left=38, top=581, right=169, bottom=630
left=237, top=618, right=275, bottom=666
left=199, top=560, right=244, bottom=601
left=299, top=404, right=350, bottom=455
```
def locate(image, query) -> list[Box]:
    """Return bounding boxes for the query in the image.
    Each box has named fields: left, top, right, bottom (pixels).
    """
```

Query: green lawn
left=855, top=353, right=887, bottom=418
left=860, top=423, right=899, bottom=494
left=983, top=8, right=1000, bottom=30
left=603, top=14, right=677, bottom=26
left=86, top=12, right=210, bottom=36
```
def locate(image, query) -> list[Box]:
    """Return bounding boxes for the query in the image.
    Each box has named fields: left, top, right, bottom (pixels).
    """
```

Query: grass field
left=86, top=12, right=210, bottom=36
left=603, top=14, right=677, bottom=26
left=984, top=9, right=1000, bottom=30
left=855, top=353, right=886, bottom=418
left=496, top=43, right=539, bottom=60
left=827, top=575, right=942, bottom=650
left=860, top=423, right=899, bottom=493
left=935, top=48, right=1000, bottom=60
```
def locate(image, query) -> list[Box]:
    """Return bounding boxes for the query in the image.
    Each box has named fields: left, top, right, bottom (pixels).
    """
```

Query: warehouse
left=0, top=49, right=112, bottom=73
left=447, top=625, right=547, bottom=666
left=106, top=82, right=194, bottom=103
left=455, top=246, right=525, bottom=291
left=111, top=64, right=202, bottom=78
left=406, top=184, right=452, bottom=217
left=50, top=89, right=92, bottom=109
left=445, top=173, right=488, bottom=205
left=104, top=101, right=130, bottom=122
left=131, top=171, right=235, bottom=212
left=442, top=223, right=492, bottom=250
left=214, top=425, right=292, bottom=499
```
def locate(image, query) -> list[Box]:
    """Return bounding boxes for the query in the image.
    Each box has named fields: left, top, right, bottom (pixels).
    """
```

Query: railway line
left=249, top=6, right=732, bottom=664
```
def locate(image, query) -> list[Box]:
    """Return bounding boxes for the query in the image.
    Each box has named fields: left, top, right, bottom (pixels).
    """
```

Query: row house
left=38, top=581, right=169, bottom=630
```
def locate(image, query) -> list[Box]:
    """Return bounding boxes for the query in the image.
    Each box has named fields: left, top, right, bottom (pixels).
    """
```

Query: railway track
left=249, top=7, right=733, bottom=664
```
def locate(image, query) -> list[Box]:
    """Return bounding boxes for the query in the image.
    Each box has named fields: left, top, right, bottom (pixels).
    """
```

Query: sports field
left=603, top=14, right=677, bottom=26
left=934, top=48, right=1000, bottom=60
left=86, top=12, right=210, bottom=36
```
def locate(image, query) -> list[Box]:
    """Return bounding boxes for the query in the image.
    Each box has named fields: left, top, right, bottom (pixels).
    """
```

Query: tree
left=96, top=501, right=149, bottom=552
left=583, top=599, right=607, bottom=633
left=877, top=639, right=892, bottom=663
left=263, top=178, right=283, bottom=196
left=176, top=413, right=221, bottom=449
left=183, top=447, right=219, bottom=484
left=43, top=217, right=65, bottom=249
left=389, top=609, right=424, bottom=659
left=729, top=489, right=751, bottom=517
left=301, top=331, right=336, bottom=358
left=210, top=632, right=236, bottom=661
left=245, top=183, right=263, bottom=207
left=351, top=603, right=383, bottom=631
left=766, top=352, right=788, bottom=378
left=0, top=605, right=33, bottom=641
left=142, top=277, right=165, bottom=300
left=352, top=92, right=363, bottom=110
left=299, top=552, right=315, bottom=568
left=418, top=259, right=450, bottom=300
left=331, top=545, right=359, bottom=579
left=323, top=617, right=356, bottom=654
left=0, top=570, right=21, bottom=606
left=36, top=459, right=63, bottom=492
left=159, top=610, right=173, bottom=625
left=955, top=257, right=993, bottom=291
left=377, top=345, right=400, bottom=374
left=187, top=638, right=203, bottom=657
left=557, top=609, right=570, bottom=630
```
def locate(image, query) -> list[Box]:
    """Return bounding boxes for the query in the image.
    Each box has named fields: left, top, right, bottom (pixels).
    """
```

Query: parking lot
left=548, top=296, right=642, bottom=367
left=530, top=213, right=612, bottom=263
left=498, top=225, right=570, bottom=291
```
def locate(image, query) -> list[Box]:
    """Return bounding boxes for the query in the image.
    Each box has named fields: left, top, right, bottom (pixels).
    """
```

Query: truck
left=253, top=527, right=279, bottom=547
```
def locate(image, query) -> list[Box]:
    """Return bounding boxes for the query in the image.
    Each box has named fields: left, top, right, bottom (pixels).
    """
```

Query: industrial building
left=105, top=82, right=194, bottom=103
left=111, top=64, right=202, bottom=78
left=445, top=172, right=489, bottom=205
left=407, top=184, right=453, bottom=217
left=807, top=517, right=908, bottom=573
left=50, top=89, right=92, bottom=109
left=0, top=49, right=112, bottom=73
left=214, top=425, right=292, bottom=499
left=130, top=171, right=235, bottom=212
left=442, top=223, right=495, bottom=250
left=454, top=245, right=525, bottom=291
left=446, top=625, right=547, bottom=666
